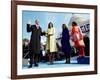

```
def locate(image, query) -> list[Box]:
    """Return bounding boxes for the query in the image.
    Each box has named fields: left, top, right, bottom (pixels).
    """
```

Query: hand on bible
left=42, top=31, right=46, bottom=36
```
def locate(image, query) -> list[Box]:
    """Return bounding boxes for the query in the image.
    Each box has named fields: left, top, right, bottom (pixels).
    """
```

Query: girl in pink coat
left=71, top=22, right=85, bottom=57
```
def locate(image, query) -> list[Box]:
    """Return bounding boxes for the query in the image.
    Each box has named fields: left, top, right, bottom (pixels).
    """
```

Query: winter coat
left=71, top=26, right=85, bottom=47
left=61, top=28, right=71, bottom=54
left=46, top=27, right=57, bottom=52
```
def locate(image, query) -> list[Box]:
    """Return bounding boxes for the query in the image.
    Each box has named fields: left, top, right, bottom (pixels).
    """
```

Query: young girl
left=61, top=24, right=71, bottom=63
left=71, top=22, right=85, bottom=57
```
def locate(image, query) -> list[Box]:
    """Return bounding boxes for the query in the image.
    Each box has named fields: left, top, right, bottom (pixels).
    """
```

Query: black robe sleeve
left=40, top=28, right=46, bottom=36
left=40, top=28, right=43, bottom=36
left=27, top=24, right=32, bottom=32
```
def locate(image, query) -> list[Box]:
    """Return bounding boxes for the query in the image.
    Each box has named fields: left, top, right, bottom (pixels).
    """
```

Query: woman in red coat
left=71, top=22, right=85, bottom=57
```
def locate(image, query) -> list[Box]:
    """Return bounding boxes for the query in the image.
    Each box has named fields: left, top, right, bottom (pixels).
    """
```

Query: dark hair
left=62, top=24, right=67, bottom=30
left=72, top=21, right=78, bottom=26
left=48, top=22, right=53, bottom=28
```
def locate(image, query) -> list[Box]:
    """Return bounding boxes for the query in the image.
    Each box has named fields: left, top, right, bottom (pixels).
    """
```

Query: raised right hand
left=27, top=20, right=31, bottom=24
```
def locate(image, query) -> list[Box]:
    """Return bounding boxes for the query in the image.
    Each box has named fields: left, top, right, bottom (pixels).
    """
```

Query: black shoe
left=65, top=61, right=70, bottom=64
left=34, top=64, right=38, bottom=67
left=48, top=62, right=54, bottom=65
left=65, top=59, right=70, bottom=64
left=28, top=64, right=32, bottom=68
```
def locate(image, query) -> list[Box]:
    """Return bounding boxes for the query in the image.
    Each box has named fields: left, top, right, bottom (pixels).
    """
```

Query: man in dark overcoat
left=27, top=20, right=44, bottom=68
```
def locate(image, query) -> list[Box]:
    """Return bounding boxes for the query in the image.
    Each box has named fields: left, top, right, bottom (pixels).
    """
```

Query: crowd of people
left=23, top=19, right=88, bottom=68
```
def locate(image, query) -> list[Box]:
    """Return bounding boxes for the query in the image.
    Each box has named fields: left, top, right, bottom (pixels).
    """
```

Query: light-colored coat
left=46, top=27, right=57, bottom=52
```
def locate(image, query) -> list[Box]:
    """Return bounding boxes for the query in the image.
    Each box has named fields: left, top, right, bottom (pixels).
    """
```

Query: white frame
left=17, top=5, right=95, bottom=75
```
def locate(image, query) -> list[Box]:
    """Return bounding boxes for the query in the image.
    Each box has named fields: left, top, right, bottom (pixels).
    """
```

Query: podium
left=77, top=56, right=90, bottom=64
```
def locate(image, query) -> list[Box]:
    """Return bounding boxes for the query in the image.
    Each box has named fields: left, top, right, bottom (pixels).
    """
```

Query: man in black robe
left=27, top=20, right=44, bottom=68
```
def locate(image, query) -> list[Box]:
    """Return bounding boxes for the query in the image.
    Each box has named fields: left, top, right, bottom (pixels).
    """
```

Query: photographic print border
left=11, top=0, right=97, bottom=79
